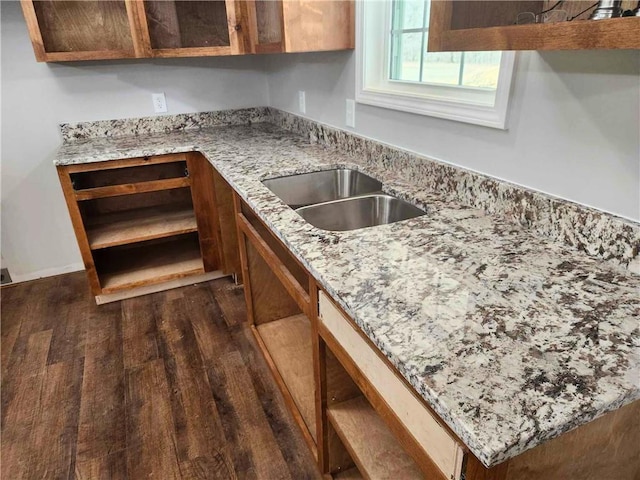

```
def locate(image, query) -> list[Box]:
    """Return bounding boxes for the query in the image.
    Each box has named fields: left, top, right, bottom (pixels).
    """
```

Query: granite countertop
left=55, top=123, right=640, bottom=468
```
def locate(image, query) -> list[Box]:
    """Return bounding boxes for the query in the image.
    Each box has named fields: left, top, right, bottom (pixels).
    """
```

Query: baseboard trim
left=7, top=263, right=85, bottom=285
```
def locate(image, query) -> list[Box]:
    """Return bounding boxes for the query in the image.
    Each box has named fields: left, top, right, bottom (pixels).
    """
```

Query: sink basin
left=296, top=194, right=426, bottom=231
left=263, top=168, right=382, bottom=209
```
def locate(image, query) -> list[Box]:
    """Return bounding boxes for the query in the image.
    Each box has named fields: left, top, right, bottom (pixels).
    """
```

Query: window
left=356, top=0, right=516, bottom=129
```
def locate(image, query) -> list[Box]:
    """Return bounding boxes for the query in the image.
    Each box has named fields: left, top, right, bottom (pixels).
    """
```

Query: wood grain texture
left=429, top=5, right=640, bottom=52
left=244, top=236, right=302, bottom=325
left=327, top=396, right=423, bottom=480
left=86, top=204, right=197, bottom=249
left=238, top=211, right=311, bottom=314
left=75, top=177, right=191, bottom=201
left=211, top=167, right=241, bottom=277
left=31, top=1, right=134, bottom=53
left=1, top=272, right=321, bottom=479
left=187, top=153, right=222, bottom=271
left=239, top=201, right=310, bottom=293
left=57, top=166, right=103, bottom=295
left=95, top=234, right=204, bottom=293
left=504, top=400, right=640, bottom=480
left=256, top=314, right=317, bottom=441
left=282, top=0, right=354, bottom=52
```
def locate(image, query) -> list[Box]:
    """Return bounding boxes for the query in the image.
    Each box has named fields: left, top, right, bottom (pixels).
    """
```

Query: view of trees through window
left=389, top=0, right=502, bottom=88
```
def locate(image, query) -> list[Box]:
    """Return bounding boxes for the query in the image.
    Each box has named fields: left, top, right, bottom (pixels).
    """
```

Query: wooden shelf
left=86, top=205, right=197, bottom=250
left=327, top=397, right=423, bottom=480
left=255, top=314, right=316, bottom=440
left=96, top=234, right=204, bottom=293
left=75, top=177, right=191, bottom=201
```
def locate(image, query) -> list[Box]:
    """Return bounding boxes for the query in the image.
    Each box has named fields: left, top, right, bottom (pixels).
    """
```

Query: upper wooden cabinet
left=20, top=1, right=141, bottom=61
left=20, top=0, right=354, bottom=62
left=134, top=0, right=249, bottom=57
left=246, top=0, right=354, bottom=54
left=428, top=0, right=640, bottom=51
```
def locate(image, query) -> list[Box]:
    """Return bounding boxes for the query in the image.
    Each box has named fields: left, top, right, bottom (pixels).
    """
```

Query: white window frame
left=355, top=0, right=517, bottom=130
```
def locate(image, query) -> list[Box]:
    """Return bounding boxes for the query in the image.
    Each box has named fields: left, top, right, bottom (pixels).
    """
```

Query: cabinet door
left=246, top=0, right=285, bottom=53
left=134, top=0, right=249, bottom=57
left=20, top=0, right=143, bottom=62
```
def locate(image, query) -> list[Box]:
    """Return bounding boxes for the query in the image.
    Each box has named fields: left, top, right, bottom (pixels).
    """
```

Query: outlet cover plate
left=298, top=91, right=306, bottom=114
left=152, top=93, right=167, bottom=113
left=346, top=99, right=356, bottom=128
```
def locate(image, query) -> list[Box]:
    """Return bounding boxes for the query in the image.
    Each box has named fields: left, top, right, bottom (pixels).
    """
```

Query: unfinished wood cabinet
left=57, top=152, right=239, bottom=303
left=21, top=0, right=354, bottom=61
left=246, top=0, right=355, bottom=53
left=133, top=0, right=249, bottom=57
left=233, top=194, right=319, bottom=455
left=20, top=0, right=142, bottom=61
left=316, top=290, right=640, bottom=480
left=428, top=0, right=640, bottom=51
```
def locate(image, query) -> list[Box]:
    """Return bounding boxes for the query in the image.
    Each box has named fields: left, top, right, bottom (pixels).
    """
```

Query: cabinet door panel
left=144, top=0, right=230, bottom=49
left=22, top=0, right=139, bottom=61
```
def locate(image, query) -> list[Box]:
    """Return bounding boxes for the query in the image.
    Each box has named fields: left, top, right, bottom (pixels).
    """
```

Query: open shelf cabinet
left=428, top=0, right=640, bottom=51
left=57, top=152, right=240, bottom=304
left=234, top=194, right=318, bottom=454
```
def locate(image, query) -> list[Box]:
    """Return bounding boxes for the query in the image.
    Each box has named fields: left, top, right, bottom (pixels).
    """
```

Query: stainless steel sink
left=296, top=194, right=426, bottom=231
left=262, top=168, right=382, bottom=209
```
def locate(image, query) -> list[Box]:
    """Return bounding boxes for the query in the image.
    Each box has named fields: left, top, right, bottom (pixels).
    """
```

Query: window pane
left=392, top=0, right=425, bottom=30
left=390, top=32, right=423, bottom=82
left=461, top=52, right=502, bottom=88
left=422, top=52, right=462, bottom=86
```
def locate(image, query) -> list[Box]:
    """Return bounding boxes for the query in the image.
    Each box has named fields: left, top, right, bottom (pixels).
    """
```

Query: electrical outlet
left=298, top=91, right=306, bottom=114
left=346, top=99, right=356, bottom=128
left=152, top=93, right=167, bottom=113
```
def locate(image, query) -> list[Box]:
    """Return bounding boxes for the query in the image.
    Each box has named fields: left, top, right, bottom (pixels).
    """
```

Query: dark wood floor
left=1, top=272, right=321, bottom=480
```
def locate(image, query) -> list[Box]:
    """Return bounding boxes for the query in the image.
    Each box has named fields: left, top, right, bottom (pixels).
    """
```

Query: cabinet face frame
left=245, top=0, right=286, bottom=53
left=428, top=0, right=640, bottom=51
left=132, top=0, right=250, bottom=58
left=20, top=0, right=145, bottom=62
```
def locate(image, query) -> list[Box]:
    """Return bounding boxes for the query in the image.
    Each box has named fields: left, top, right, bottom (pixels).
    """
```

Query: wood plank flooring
left=1, top=272, right=321, bottom=480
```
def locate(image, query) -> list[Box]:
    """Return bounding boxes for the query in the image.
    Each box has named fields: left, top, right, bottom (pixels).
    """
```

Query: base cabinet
left=57, top=152, right=239, bottom=303
left=232, top=188, right=640, bottom=480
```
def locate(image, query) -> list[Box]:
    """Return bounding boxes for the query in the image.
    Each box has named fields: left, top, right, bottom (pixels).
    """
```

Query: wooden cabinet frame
left=20, top=0, right=144, bottom=62
left=428, top=1, right=640, bottom=51
left=20, top=0, right=354, bottom=62
left=57, top=152, right=239, bottom=304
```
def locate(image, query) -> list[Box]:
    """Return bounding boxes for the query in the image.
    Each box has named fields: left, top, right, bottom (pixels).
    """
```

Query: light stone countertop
left=55, top=123, right=640, bottom=468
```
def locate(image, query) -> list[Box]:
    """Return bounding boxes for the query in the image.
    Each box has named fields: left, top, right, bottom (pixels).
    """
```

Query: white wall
left=0, top=1, right=269, bottom=282
left=265, top=49, right=640, bottom=221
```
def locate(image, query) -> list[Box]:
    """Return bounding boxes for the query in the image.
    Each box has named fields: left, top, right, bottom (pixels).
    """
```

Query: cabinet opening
left=144, top=1, right=231, bottom=49
left=79, top=188, right=197, bottom=249
left=70, top=160, right=188, bottom=191
left=243, top=232, right=316, bottom=441
left=94, top=232, right=203, bottom=293
left=324, top=342, right=423, bottom=479
left=33, top=1, right=134, bottom=53
left=240, top=202, right=310, bottom=295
